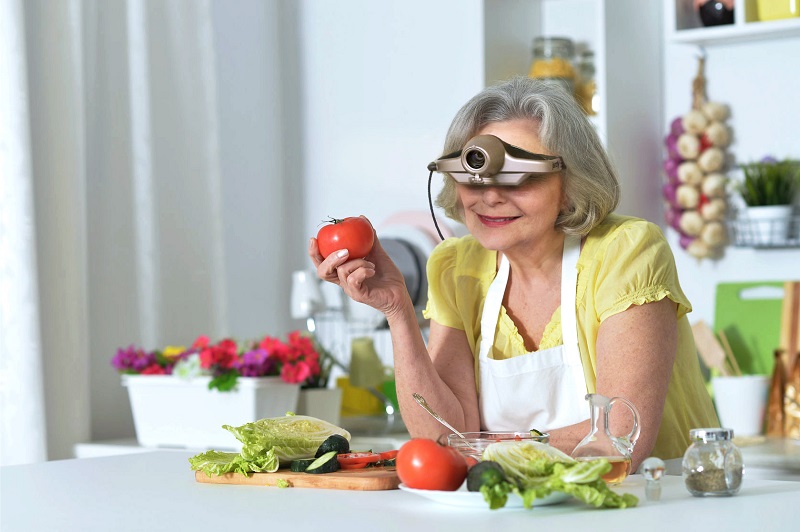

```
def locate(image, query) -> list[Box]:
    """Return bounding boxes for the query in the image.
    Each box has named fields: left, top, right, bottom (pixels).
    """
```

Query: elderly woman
left=309, top=77, right=717, bottom=470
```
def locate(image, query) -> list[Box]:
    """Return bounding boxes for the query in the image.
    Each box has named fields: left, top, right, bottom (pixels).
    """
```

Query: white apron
left=478, top=234, right=589, bottom=431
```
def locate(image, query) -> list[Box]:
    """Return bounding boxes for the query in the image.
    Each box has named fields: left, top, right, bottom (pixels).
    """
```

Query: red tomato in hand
left=396, top=438, right=468, bottom=491
left=316, top=217, right=374, bottom=259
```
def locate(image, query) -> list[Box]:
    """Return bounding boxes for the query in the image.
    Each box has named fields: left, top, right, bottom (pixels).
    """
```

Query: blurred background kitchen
left=2, top=0, right=798, bottom=467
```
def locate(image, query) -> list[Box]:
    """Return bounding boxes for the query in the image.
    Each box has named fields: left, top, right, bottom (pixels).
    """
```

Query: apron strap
left=560, top=234, right=581, bottom=359
left=478, top=234, right=581, bottom=360
left=478, top=254, right=509, bottom=359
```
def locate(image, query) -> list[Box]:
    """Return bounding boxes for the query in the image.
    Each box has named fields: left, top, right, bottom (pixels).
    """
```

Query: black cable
left=427, top=169, right=446, bottom=241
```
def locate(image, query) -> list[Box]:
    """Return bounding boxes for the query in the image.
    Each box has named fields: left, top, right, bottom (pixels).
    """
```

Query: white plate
left=398, top=483, right=570, bottom=509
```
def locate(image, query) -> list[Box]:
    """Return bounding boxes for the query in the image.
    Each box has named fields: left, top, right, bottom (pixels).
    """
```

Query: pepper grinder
left=638, top=457, right=666, bottom=501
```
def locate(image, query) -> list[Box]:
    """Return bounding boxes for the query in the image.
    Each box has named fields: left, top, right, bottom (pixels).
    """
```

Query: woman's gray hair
left=435, top=76, right=620, bottom=236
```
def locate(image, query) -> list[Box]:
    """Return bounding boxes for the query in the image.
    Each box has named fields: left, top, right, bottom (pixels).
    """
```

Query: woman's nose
left=480, top=186, right=505, bottom=205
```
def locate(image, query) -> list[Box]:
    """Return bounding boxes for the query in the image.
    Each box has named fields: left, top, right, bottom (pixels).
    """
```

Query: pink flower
left=191, top=335, right=210, bottom=349
left=260, top=336, right=290, bottom=364
left=141, top=363, right=166, bottom=375
left=200, top=339, right=238, bottom=370
left=280, top=360, right=313, bottom=384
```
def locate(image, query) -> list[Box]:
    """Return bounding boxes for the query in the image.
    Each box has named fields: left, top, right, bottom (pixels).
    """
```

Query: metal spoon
left=412, top=393, right=466, bottom=439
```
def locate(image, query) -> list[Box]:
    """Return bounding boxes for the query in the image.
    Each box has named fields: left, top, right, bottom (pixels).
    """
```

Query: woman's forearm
left=386, top=301, right=480, bottom=439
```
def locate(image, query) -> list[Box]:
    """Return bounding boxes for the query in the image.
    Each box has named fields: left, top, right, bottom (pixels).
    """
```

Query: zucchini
left=289, top=458, right=316, bottom=473
left=305, top=451, right=340, bottom=474
left=315, top=434, right=350, bottom=457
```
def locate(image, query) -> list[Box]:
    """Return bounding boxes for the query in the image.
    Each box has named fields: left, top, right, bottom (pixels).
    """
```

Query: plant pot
left=296, top=387, right=343, bottom=426
left=711, top=375, right=770, bottom=437
left=122, top=375, right=300, bottom=450
left=745, top=204, right=793, bottom=245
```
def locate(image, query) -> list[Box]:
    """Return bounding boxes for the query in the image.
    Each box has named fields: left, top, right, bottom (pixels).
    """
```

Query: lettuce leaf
left=189, top=449, right=279, bottom=476
left=479, top=441, right=638, bottom=510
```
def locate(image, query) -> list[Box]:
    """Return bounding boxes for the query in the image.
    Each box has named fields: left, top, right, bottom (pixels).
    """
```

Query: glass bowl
left=442, top=431, right=551, bottom=463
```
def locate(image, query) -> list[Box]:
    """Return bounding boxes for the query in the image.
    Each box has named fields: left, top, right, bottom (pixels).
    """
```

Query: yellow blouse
left=423, top=214, right=719, bottom=459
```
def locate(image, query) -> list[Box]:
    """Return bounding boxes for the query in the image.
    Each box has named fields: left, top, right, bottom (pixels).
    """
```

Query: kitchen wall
left=77, top=0, right=798, bottom=449
left=296, top=0, right=800, bottom=328
left=295, top=0, right=487, bottom=239
left=662, top=19, right=800, bottom=326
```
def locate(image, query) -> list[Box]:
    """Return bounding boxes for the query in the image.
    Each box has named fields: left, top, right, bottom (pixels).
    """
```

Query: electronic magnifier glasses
left=425, top=134, right=566, bottom=239
left=428, top=134, right=565, bottom=186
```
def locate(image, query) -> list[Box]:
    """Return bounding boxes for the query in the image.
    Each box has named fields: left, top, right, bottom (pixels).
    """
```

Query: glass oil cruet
left=570, top=393, right=641, bottom=484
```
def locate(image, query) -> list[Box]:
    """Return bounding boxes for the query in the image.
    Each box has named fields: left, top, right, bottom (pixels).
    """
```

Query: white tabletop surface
left=2, top=451, right=800, bottom=532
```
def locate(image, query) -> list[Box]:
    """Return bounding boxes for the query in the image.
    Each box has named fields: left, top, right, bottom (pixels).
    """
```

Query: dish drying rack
left=307, top=308, right=427, bottom=435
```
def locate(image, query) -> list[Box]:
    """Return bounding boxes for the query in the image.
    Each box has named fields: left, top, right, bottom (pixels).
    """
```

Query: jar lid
left=532, top=36, right=575, bottom=57
left=689, top=428, right=734, bottom=442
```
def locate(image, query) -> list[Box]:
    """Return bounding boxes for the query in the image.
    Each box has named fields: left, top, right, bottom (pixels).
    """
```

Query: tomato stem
left=321, top=216, right=343, bottom=226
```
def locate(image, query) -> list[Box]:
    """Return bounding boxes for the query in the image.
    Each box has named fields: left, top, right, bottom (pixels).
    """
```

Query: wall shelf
left=668, top=0, right=800, bottom=46
left=669, top=17, right=800, bottom=46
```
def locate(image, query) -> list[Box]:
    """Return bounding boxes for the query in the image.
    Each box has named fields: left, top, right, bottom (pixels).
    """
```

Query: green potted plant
left=738, top=157, right=799, bottom=244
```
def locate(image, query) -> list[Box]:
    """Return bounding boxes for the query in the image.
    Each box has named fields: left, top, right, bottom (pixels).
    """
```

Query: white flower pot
left=296, top=388, right=343, bottom=426
left=122, top=375, right=300, bottom=450
left=745, top=204, right=793, bottom=245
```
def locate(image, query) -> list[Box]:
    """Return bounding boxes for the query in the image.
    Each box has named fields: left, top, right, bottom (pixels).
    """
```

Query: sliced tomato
left=337, top=452, right=381, bottom=470
left=378, top=450, right=398, bottom=461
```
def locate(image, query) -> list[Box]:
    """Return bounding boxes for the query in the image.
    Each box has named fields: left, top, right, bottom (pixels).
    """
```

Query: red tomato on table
left=396, top=438, right=468, bottom=491
left=317, top=217, right=374, bottom=259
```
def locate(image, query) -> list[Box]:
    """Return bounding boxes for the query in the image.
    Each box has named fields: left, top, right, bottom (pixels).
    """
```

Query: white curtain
left=0, top=0, right=302, bottom=464
left=0, top=0, right=48, bottom=466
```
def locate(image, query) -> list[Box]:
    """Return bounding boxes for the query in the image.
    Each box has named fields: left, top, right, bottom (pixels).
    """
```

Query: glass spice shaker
left=528, top=36, right=576, bottom=95
left=682, top=428, right=743, bottom=497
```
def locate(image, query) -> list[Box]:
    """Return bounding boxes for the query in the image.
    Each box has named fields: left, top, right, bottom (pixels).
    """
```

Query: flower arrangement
left=112, top=331, right=334, bottom=392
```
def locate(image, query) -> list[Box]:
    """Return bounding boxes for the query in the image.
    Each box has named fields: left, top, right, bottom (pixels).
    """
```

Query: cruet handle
left=609, top=396, right=641, bottom=452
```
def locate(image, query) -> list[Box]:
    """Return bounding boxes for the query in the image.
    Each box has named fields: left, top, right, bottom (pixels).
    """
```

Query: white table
left=2, top=451, right=800, bottom=532
left=75, top=435, right=800, bottom=481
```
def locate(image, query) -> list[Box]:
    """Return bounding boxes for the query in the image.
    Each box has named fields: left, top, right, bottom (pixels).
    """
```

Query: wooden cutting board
left=195, top=466, right=400, bottom=491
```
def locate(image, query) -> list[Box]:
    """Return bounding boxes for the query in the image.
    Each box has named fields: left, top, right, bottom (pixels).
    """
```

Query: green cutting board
left=714, top=282, right=785, bottom=376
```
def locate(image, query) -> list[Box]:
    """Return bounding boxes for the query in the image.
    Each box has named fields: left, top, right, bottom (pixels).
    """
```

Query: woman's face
left=456, top=119, right=565, bottom=254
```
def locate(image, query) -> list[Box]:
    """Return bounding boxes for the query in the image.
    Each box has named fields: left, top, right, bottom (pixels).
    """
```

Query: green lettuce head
left=224, top=414, right=351, bottom=464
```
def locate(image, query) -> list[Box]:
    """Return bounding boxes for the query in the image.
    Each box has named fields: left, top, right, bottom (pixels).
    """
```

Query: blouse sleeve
left=592, top=220, right=692, bottom=323
left=422, top=238, right=465, bottom=330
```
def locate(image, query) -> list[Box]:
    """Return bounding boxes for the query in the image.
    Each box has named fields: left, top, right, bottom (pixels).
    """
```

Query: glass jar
left=682, top=428, right=743, bottom=497
left=528, top=36, right=575, bottom=94
left=575, top=50, right=597, bottom=116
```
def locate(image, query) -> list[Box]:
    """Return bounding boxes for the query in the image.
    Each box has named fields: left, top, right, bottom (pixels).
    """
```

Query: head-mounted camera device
left=428, top=134, right=565, bottom=186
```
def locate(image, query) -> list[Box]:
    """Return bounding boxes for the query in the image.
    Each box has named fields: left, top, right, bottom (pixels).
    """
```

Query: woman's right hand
left=308, top=217, right=411, bottom=319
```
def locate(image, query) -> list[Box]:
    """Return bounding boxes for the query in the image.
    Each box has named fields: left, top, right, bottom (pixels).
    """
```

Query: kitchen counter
left=74, top=435, right=800, bottom=481
left=3, top=451, right=800, bottom=532
left=736, top=437, right=800, bottom=481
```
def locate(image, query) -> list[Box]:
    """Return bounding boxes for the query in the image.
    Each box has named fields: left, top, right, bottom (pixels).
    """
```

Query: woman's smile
left=477, top=214, right=521, bottom=227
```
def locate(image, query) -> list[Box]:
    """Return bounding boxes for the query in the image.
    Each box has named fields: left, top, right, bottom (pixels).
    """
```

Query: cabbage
left=478, top=441, right=637, bottom=509
left=188, top=414, right=351, bottom=477
left=482, top=441, right=574, bottom=485
left=224, top=414, right=351, bottom=464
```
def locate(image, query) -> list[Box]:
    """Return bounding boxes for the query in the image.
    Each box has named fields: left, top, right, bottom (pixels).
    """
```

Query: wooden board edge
left=193, top=469, right=401, bottom=491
